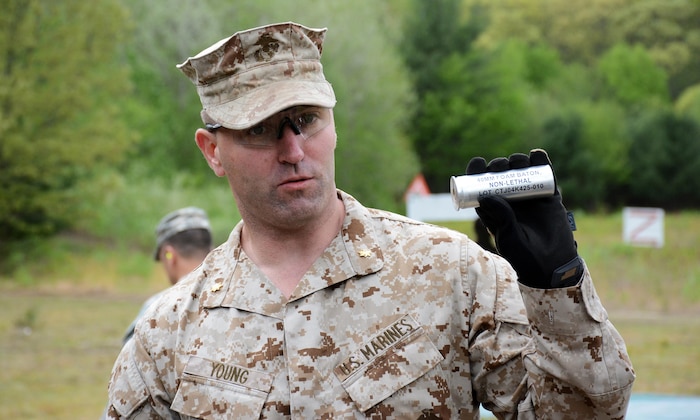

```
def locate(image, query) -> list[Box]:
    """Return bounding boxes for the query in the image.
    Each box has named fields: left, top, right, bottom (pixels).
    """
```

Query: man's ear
left=195, top=129, right=226, bottom=177
left=161, top=244, right=177, bottom=265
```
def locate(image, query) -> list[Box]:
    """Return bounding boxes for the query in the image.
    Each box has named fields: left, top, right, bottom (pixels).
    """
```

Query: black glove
left=466, top=149, right=582, bottom=289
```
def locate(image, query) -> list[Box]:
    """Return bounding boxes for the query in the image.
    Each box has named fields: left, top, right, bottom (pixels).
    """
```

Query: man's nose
left=277, top=121, right=305, bottom=164
left=277, top=117, right=302, bottom=139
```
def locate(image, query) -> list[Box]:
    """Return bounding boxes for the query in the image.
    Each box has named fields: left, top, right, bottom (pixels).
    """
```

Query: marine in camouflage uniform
left=121, top=207, right=212, bottom=345
left=106, top=22, right=635, bottom=419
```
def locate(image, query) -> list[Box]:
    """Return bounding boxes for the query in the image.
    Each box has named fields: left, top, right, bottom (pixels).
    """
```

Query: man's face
left=196, top=107, right=338, bottom=231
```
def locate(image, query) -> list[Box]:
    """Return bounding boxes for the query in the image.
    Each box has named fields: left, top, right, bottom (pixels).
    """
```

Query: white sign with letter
left=622, top=207, right=664, bottom=248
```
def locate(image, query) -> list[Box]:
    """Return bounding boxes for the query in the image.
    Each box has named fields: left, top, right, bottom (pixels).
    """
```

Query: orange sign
left=404, top=173, right=431, bottom=202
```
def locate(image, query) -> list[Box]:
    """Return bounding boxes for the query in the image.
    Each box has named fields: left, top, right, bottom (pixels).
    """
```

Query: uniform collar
left=200, top=190, right=384, bottom=317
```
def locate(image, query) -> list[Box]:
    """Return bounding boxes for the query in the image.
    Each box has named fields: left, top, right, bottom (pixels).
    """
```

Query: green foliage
left=401, top=0, right=484, bottom=97
left=401, top=1, right=539, bottom=191
left=675, top=84, right=700, bottom=121
left=120, top=0, right=228, bottom=181
left=73, top=169, right=239, bottom=250
left=597, top=44, right=669, bottom=107
left=614, top=0, right=700, bottom=97
left=475, top=0, right=700, bottom=99
left=539, top=100, right=630, bottom=211
left=521, top=43, right=562, bottom=89
left=0, top=223, right=86, bottom=281
left=0, top=0, right=137, bottom=239
left=0, top=169, right=239, bottom=278
left=582, top=101, right=630, bottom=164
left=435, top=45, right=533, bottom=164
left=475, top=0, right=632, bottom=64
left=625, top=110, right=700, bottom=208
left=541, top=112, right=605, bottom=210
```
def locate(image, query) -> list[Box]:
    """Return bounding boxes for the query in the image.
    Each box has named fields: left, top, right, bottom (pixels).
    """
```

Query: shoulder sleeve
left=107, top=338, right=149, bottom=418
left=107, top=330, right=172, bottom=418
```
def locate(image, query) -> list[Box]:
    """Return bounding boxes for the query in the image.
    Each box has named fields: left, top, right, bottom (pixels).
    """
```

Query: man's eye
left=247, top=124, right=268, bottom=137
left=296, top=112, right=318, bottom=127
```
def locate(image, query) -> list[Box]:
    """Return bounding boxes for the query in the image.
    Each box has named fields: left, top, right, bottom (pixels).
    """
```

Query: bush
left=625, top=110, right=700, bottom=208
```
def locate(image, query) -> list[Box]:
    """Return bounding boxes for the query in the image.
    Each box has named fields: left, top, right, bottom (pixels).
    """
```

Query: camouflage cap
left=176, top=22, right=336, bottom=130
left=154, top=207, right=212, bottom=261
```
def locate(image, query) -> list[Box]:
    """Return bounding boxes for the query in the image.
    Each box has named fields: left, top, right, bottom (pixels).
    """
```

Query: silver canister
left=450, top=165, right=556, bottom=209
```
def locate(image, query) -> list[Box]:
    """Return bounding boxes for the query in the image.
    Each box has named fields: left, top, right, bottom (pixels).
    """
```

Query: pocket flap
left=171, top=356, right=274, bottom=419
left=334, top=315, right=444, bottom=412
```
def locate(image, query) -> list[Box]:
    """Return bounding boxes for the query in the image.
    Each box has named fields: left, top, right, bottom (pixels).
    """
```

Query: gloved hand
left=466, top=149, right=582, bottom=289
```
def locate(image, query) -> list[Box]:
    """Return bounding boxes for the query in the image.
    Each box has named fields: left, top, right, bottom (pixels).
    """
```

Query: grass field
left=1, top=210, right=699, bottom=419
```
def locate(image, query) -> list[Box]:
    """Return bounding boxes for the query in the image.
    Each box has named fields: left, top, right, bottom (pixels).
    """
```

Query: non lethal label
left=450, top=165, right=556, bottom=209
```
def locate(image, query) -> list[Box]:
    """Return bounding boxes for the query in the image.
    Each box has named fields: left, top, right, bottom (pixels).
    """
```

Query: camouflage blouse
left=107, top=191, right=634, bottom=419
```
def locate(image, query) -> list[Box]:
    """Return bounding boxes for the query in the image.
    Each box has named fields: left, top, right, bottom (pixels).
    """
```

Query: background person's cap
left=154, top=207, right=211, bottom=260
left=177, top=21, right=336, bottom=130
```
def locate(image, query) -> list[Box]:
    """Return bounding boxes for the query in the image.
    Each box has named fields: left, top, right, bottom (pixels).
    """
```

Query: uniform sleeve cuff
left=519, top=260, right=608, bottom=335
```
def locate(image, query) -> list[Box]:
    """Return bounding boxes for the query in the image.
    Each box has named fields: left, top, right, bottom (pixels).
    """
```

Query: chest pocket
left=334, top=314, right=444, bottom=412
left=171, top=356, right=274, bottom=420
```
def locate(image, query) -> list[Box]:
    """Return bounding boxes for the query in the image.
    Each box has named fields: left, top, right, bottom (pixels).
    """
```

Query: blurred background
left=1, top=0, right=699, bottom=418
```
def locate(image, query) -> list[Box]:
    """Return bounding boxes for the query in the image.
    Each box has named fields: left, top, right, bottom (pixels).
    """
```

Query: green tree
left=401, top=0, right=535, bottom=192
left=541, top=100, right=632, bottom=210
left=471, top=0, right=700, bottom=210
left=474, top=0, right=629, bottom=64
left=401, top=0, right=482, bottom=98
left=476, top=0, right=700, bottom=100
left=541, top=112, right=604, bottom=210
left=625, top=110, right=700, bottom=208
left=417, top=42, right=541, bottom=192
left=575, top=100, right=631, bottom=205
left=597, top=44, right=669, bottom=107
left=0, top=0, right=136, bottom=239
left=675, top=84, right=700, bottom=122
left=120, top=0, right=231, bottom=182
left=613, top=0, right=700, bottom=98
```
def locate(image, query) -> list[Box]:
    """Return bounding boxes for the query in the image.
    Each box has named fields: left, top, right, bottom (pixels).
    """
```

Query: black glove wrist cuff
left=550, top=256, right=584, bottom=288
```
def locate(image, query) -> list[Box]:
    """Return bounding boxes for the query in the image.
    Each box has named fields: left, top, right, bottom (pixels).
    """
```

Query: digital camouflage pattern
left=177, top=22, right=336, bottom=131
left=106, top=191, right=635, bottom=419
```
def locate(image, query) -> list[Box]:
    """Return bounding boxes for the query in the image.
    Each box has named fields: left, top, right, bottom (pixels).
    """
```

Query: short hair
left=161, top=228, right=212, bottom=259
